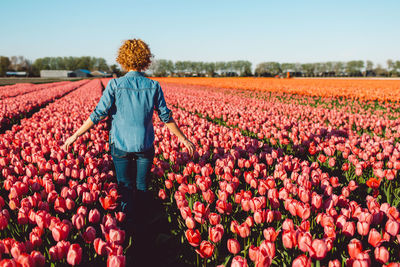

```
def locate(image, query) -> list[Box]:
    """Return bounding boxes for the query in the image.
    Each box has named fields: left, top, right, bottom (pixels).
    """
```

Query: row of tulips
left=0, top=80, right=88, bottom=132
left=154, top=77, right=400, bottom=102
left=0, top=79, right=126, bottom=266
left=0, top=81, right=72, bottom=100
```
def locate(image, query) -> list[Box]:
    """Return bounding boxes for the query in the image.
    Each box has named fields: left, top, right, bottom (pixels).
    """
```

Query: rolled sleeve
left=155, top=83, right=172, bottom=123
left=90, top=79, right=115, bottom=124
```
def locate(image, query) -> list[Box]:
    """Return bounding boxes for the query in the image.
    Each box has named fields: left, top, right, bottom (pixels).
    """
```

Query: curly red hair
left=116, top=39, right=152, bottom=71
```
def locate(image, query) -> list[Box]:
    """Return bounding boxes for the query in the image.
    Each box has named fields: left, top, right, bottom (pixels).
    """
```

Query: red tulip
left=348, top=239, right=362, bottom=259
left=0, top=213, right=9, bottom=230
left=67, top=244, right=82, bottom=266
left=227, top=239, right=240, bottom=255
left=308, top=239, right=327, bottom=260
left=231, top=255, right=248, bottom=267
left=385, top=219, right=399, bottom=236
left=342, top=221, right=355, bottom=237
left=88, top=208, right=101, bottom=223
left=94, top=238, right=107, bottom=256
left=29, top=232, right=42, bottom=247
left=237, top=223, right=250, bottom=238
left=83, top=226, right=96, bottom=243
left=282, top=230, right=297, bottom=249
left=16, top=253, right=34, bottom=267
left=263, top=227, right=279, bottom=242
left=357, top=221, right=370, bottom=236
left=185, top=217, right=196, bottom=229
left=158, top=189, right=166, bottom=200
left=107, top=254, right=125, bottom=267
left=298, top=232, right=312, bottom=253
left=292, top=254, right=311, bottom=267
left=328, top=259, right=340, bottom=267
left=99, top=195, right=118, bottom=210
left=374, top=246, right=389, bottom=264
left=51, top=222, right=70, bottom=242
left=0, top=259, right=18, bottom=267
left=109, top=229, right=125, bottom=245
left=195, top=241, right=214, bottom=258
left=368, top=228, right=382, bottom=247
left=353, top=251, right=371, bottom=267
left=72, top=214, right=85, bottom=230
left=208, top=213, right=221, bottom=225
left=30, top=251, right=45, bottom=267
left=185, top=229, right=201, bottom=247
left=10, top=242, right=26, bottom=259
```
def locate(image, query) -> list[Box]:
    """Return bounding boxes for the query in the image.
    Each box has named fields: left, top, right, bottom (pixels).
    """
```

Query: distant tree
left=346, top=60, right=364, bottom=76
left=174, top=61, right=185, bottom=76
left=95, top=58, right=109, bottom=71
left=301, top=63, right=315, bottom=77
left=394, top=61, right=400, bottom=77
left=374, top=64, right=388, bottom=77
left=204, top=62, right=216, bottom=77
left=0, top=56, right=10, bottom=76
left=281, top=63, right=295, bottom=73
left=387, top=59, right=395, bottom=76
left=216, top=62, right=227, bottom=75
left=332, top=62, right=345, bottom=76
left=366, top=60, right=374, bottom=71
left=149, top=59, right=174, bottom=76
left=255, top=62, right=281, bottom=77
left=9, top=56, right=30, bottom=71
left=110, top=64, right=122, bottom=76
left=365, top=60, right=374, bottom=76
left=233, top=60, right=252, bottom=76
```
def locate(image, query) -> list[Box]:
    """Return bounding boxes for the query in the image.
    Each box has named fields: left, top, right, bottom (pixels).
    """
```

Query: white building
left=40, top=70, right=73, bottom=78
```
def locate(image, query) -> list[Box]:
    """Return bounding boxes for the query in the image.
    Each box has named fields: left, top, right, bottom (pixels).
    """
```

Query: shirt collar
left=125, top=71, right=144, bottom=77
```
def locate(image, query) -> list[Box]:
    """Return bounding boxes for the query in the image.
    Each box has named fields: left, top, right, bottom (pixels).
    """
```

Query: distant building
left=73, top=69, right=92, bottom=77
left=91, top=70, right=111, bottom=77
left=6, top=71, right=28, bottom=77
left=40, top=70, right=73, bottom=78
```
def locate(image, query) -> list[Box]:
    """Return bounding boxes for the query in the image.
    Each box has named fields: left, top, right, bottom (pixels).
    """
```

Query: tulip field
left=0, top=77, right=400, bottom=266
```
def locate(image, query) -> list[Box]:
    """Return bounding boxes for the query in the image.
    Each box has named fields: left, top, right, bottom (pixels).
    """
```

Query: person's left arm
left=63, top=79, right=115, bottom=150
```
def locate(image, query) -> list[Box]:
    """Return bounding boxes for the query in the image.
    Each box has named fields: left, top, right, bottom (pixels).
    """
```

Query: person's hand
left=62, top=134, right=78, bottom=151
left=182, top=138, right=195, bottom=156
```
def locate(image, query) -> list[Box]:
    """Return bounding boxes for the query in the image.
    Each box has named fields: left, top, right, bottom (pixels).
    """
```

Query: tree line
left=148, top=60, right=252, bottom=77
left=149, top=59, right=400, bottom=77
left=1, top=55, right=400, bottom=77
left=0, top=56, right=121, bottom=77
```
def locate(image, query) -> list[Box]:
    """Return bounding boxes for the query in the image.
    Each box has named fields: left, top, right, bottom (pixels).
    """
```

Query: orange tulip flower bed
left=154, top=77, right=400, bottom=102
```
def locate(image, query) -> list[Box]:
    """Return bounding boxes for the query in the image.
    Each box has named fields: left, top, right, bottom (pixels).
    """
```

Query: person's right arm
left=164, top=118, right=195, bottom=156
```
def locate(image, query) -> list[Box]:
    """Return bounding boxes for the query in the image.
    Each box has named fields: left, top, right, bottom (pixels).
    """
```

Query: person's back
left=102, top=71, right=171, bottom=152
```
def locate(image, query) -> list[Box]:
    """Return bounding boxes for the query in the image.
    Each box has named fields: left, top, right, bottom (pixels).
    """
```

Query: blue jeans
left=111, top=143, right=155, bottom=223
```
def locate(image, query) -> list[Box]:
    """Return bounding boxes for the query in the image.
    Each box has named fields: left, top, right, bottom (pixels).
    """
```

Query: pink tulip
left=282, top=230, right=296, bottom=249
left=292, top=254, right=311, bottom=267
left=107, top=254, right=126, bottom=267
left=308, top=239, right=327, bottom=260
left=231, top=255, right=248, bottom=267
left=208, top=224, right=224, bottom=243
left=67, top=244, right=82, bottom=266
left=227, top=239, right=240, bottom=254
left=374, top=246, right=389, bottom=264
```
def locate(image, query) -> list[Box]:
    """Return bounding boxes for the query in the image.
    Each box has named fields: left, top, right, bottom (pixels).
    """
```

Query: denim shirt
left=89, top=71, right=172, bottom=152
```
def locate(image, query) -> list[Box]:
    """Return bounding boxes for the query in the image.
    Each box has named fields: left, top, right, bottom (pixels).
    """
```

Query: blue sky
left=1, top=0, right=399, bottom=68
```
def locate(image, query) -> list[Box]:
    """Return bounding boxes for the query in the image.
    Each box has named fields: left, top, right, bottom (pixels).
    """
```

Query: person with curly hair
left=63, top=38, right=195, bottom=265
